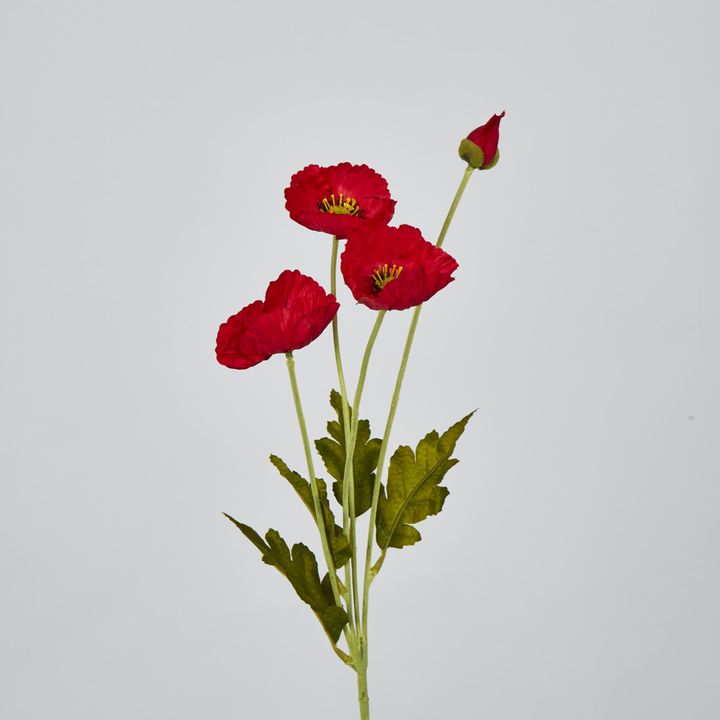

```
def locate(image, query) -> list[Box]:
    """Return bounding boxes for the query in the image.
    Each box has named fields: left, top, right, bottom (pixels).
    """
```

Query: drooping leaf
left=376, top=412, right=474, bottom=551
left=314, top=389, right=381, bottom=516
left=269, top=454, right=351, bottom=568
left=223, top=514, right=349, bottom=643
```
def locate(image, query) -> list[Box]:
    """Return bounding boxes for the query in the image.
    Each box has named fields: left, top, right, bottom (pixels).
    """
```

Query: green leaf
left=376, top=412, right=474, bottom=551
left=224, top=513, right=269, bottom=553
left=269, top=455, right=351, bottom=569
left=223, top=514, right=349, bottom=643
left=314, top=389, right=381, bottom=517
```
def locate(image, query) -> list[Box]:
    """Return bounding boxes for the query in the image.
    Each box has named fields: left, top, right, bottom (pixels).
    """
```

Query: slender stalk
left=361, top=306, right=422, bottom=628
left=344, top=311, right=385, bottom=636
left=361, top=165, right=476, bottom=635
left=285, top=351, right=354, bottom=651
left=436, top=165, right=474, bottom=248
left=330, top=234, right=355, bottom=634
left=330, top=236, right=352, bottom=469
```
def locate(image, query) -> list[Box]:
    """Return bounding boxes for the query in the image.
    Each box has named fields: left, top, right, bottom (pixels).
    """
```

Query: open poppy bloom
left=284, top=163, right=396, bottom=238
left=340, top=224, right=458, bottom=311
left=459, top=111, right=505, bottom=169
left=216, top=270, right=339, bottom=370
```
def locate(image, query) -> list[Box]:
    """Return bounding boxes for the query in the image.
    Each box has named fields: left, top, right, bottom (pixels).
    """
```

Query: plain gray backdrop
left=1, top=1, right=718, bottom=718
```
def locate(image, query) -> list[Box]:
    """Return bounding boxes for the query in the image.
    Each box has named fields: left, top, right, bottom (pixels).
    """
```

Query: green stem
left=437, top=164, right=474, bottom=248
left=355, top=637, right=370, bottom=719
left=330, top=236, right=352, bottom=466
left=361, top=165, right=476, bottom=636
left=344, top=311, right=385, bottom=641
left=360, top=306, right=421, bottom=629
left=330, top=234, right=355, bottom=634
left=285, top=351, right=354, bottom=652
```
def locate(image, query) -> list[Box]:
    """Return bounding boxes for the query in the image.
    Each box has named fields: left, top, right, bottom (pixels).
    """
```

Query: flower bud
left=458, top=111, right=505, bottom=170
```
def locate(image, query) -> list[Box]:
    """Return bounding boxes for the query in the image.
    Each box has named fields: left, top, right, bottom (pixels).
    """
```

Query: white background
left=2, top=1, right=719, bottom=718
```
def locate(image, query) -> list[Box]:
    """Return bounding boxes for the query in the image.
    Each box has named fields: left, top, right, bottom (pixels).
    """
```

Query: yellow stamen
left=371, top=263, right=403, bottom=290
left=318, top=192, right=362, bottom=216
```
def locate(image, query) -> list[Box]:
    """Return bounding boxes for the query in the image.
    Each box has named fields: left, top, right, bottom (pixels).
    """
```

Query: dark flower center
left=318, top=193, right=361, bottom=216
left=371, top=263, right=403, bottom=291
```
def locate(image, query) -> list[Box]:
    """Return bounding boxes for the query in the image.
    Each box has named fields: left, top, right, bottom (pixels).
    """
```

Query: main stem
left=362, top=165, right=475, bottom=633
left=356, top=638, right=370, bottom=720
left=329, top=241, right=386, bottom=720
left=285, top=351, right=353, bottom=651
left=330, top=235, right=356, bottom=636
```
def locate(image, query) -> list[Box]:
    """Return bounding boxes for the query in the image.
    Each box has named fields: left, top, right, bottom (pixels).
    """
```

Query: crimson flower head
left=284, top=163, right=395, bottom=238
left=340, top=224, right=458, bottom=311
left=216, top=270, right=339, bottom=370
left=459, top=111, right=505, bottom=170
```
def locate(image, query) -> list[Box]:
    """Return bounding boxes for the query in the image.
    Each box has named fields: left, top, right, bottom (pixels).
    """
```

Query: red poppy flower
left=340, top=224, right=458, bottom=311
left=216, top=270, right=339, bottom=370
left=284, top=163, right=395, bottom=238
left=458, top=111, right=505, bottom=169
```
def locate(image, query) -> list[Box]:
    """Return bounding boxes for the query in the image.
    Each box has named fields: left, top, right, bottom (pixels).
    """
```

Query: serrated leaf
left=224, top=514, right=349, bottom=643
left=376, top=412, right=473, bottom=551
left=314, top=389, right=381, bottom=517
left=269, top=455, right=351, bottom=568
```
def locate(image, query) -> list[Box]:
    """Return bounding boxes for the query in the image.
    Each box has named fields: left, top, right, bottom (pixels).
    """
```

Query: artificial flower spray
left=216, top=113, right=505, bottom=718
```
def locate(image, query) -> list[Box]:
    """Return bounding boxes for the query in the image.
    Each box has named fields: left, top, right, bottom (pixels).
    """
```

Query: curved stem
left=361, top=165, right=476, bottom=637
left=285, top=351, right=354, bottom=652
